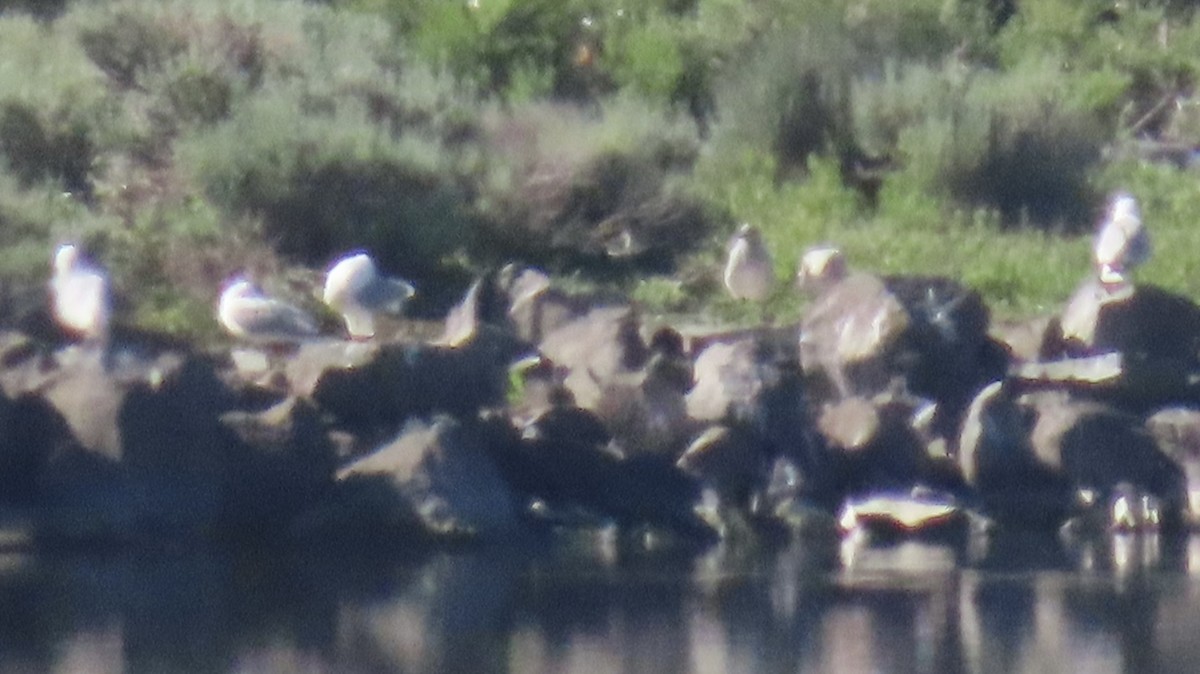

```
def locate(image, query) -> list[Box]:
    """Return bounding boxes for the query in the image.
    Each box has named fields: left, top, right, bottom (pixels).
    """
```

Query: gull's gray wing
left=357, top=276, right=416, bottom=314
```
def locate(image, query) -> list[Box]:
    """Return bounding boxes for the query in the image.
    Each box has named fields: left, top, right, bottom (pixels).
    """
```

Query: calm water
left=4, top=530, right=1200, bottom=674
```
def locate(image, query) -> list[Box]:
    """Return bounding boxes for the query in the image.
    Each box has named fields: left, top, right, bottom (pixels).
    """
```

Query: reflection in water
left=4, top=532, right=1200, bottom=673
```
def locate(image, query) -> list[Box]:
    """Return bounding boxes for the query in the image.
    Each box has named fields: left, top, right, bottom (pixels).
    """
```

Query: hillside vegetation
left=2, top=0, right=1200, bottom=339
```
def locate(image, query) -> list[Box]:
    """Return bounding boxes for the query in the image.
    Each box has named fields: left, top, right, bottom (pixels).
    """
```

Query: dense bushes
left=2, top=0, right=1200, bottom=335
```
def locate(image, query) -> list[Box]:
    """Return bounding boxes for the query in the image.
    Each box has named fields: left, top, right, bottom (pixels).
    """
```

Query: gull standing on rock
left=218, top=277, right=320, bottom=343
left=1093, top=191, right=1150, bottom=287
left=723, top=223, right=774, bottom=302
left=323, top=252, right=416, bottom=340
left=50, top=243, right=111, bottom=343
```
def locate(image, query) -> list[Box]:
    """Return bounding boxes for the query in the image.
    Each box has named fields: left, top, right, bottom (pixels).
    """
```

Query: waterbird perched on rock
left=1093, top=191, right=1150, bottom=288
left=50, top=243, right=110, bottom=343
left=323, top=252, right=416, bottom=340
left=796, top=244, right=849, bottom=296
left=723, top=223, right=774, bottom=302
left=218, top=277, right=320, bottom=343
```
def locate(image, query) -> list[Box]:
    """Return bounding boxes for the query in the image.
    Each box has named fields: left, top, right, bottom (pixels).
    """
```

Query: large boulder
left=800, top=273, right=911, bottom=400
left=960, top=380, right=1187, bottom=529
left=323, top=416, right=523, bottom=541
left=218, top=396, right=338, bottom=538
left=538, top=305, right=648, bottom=410
left=958, top=381, right=1078, bottom=528
left=801, top=273, right=1008, bottom=442
left=287, top=327, right=527, bottom=438
left=1050, top=280, right=1200, bottom=363
left=0, top=345, right=241, bottom=541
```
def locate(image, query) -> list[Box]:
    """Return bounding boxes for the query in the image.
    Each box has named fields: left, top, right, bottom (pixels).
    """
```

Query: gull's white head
left=1108, top=192, right=1140, bottom=225
left=796, top=244, right=848, bottom=292
left=54, top=243, right=80, bottom=277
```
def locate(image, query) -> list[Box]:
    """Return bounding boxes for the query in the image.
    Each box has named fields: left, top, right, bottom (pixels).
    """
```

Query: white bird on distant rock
left=723, top=223, right=774, bottom=302
left=322, top=252, right=416, bottom=340
left=796, top=244, right=849, bottom=295
left=1093, top=191, right=1150, bottom=287
left=50, top=243, right=110, bottom=343
left=218, top=277, right=320, bottom=343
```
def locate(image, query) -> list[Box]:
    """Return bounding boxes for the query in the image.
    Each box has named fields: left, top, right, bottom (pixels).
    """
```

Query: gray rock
left=958, top=381, right=1078, bottom=527
left=960, top=381, right=1187, bottom=528
left=800, top=273, right=910, bottom=399
left=218, top=396, right=338, bottom=537
left=676, top=425, right=768, bottom=505
left=1051, top=279, right=1200, bottom=362
left=686, top=338, right=760, bottom=422
left=333, top=416, right=522, bottom=540
left=538, top=305, right=647, bottom=410
left=290, top=327, right=526, bottom=433
left=594, top=327, right=696, bottom=458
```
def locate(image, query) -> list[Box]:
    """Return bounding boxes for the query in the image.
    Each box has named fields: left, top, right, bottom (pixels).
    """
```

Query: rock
left=507, top=388, right=622, bottom=513
left=800, top=273, right=911, bottom=399
left=958, top=381, right=1078, bottom=528
left=801, top=273, right=1009, bottom=443
left=1051, top=279, right=1200, bottom=362
left=218, top=396, right=338, bottom=538
left=838, top=493, right=966, bottom=539
left=816, top=395, right=929, bottom=495
left=686, top=338, right=758, bottom=422
left=676, top=425, right=768, bottom=506
left=960, top=380, right=1187, bottom=529
left=0, top=346, right=244, bottom=541
left=290, top=327, right=527, bottom=434
left=331, top=416, right=522, bottom=540
left=882, top=275, right=1010, bottom=440
left=991, top=316, right=1052, bottom=364
left=1022, top=391, right=1187, bottom=527
left=593, top=327, right=696, bottom=458
left=538, top=305, right=647, bottom=410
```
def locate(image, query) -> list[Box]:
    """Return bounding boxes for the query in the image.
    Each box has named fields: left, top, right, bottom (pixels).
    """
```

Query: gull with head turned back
left=723, top=223, right=774, bottom=302
left=323, top=252, right=416, bottom=340
left=50, top=243, right=111, bottom=343
left=1093, top=191, right=1150, bottom=288
left=218, top=276, right=320, bottom=344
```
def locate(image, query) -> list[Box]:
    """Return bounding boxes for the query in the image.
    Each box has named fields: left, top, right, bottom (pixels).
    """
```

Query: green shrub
left=475, top=96, right=712, bottom=273
left=857, top=59, right=1104, bottom=229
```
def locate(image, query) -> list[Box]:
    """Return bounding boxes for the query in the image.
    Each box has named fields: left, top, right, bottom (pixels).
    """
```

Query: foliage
left=4, top=0, right=1200, bottom=337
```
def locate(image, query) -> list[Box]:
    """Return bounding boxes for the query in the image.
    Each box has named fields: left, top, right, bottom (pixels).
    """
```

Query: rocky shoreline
left=4, top=267, right=1200, bottom=551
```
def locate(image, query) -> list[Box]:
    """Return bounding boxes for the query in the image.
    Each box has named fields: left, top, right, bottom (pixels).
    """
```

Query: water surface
left=4, top=530, right=1200, bottom=673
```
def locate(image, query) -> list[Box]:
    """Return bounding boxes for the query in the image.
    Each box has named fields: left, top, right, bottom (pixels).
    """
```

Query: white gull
left=218, top=277, right=320, bottom=343
left=1093, top=192, right=1150, bottom=287
left=322, top=252, right=415, bottom=339
left=50, top=243, right=110, bottom=343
